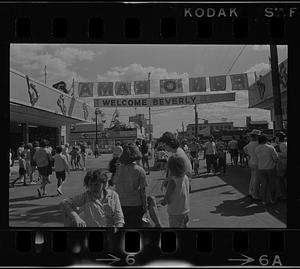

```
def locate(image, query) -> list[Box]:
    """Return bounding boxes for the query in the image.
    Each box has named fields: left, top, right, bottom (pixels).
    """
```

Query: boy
left=53, top=146, right=70, bottom=195
left=11, top=153, right=27, bottom=187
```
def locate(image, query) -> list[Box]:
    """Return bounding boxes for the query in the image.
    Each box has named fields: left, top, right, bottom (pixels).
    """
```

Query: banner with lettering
left=115, top=81, right=131, bottom=95
left=134, top=80, right=150, bottom=95
left=189, top=77, right=206, bottom=92
left=209, top=75, right=227, bottom=91
left=160, top=79, right=183, bottom=94
left=78, top=82, right=93, bottom=97
left=97, top=82, right=114, bottom=96
left=230, top=73, right=249, bottom=90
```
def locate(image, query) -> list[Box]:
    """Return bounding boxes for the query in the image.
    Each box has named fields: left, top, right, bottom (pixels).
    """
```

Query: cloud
left=10, top=44, right=98, bottom=87
left=252, top=45, right=287, bottom=51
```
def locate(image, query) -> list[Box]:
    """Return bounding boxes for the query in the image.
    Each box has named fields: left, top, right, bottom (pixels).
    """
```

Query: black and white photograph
left=9, top=44, right=287, bottom=228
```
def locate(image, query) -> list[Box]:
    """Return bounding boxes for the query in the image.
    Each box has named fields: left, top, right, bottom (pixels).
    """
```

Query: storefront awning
left=10, top=102, right=83, bottom=128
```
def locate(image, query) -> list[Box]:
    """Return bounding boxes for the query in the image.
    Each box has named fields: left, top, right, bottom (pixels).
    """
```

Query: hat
left=249, top=129, right=262, bottom=136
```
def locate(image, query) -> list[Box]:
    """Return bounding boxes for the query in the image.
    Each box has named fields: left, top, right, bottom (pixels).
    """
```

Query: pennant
left=97, top=82, right=114, bottom=96
left=134, top=80, right=149, bottom=95
left=78, top=82, right=93, bottom=97
left=115, top=81, right=131, bottom=95
left=189, top=77, right=206, bottom=92
left=160, top=79, right=183, bottom=94
left=209, top=75, right=227, bottom=91
left=230, top=73, right=249, bottom=90
left=25, top=75, right=39, bottom=106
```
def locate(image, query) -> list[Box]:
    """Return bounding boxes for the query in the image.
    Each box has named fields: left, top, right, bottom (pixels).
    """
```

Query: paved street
left=9, top=154, right=286, bottom=228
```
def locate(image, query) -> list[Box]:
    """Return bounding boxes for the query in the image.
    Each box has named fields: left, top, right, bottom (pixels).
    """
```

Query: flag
left=209, top=75, right=226, bottom=91
left=115, top=81, right=131, bottom=95
left=78, top=82, right=93, bottom=97
left=160, top=79, right=183, bottom=94
left=230, top=73, right=249, bottom=90
left=189, top=77, right=206, bottom=92
left=134, top=80, right=149, bottom=95
left=97, top=82, right=114, bottom=96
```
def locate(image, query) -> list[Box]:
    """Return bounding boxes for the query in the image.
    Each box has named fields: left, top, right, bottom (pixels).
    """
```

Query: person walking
left=203, top=136, right=218, bottom=175
left=238, top=136, right=248, bottom=167
left=54, top=146, right=70, bottom=195
left=11, top=152, right=27, bottom=187
left=161, top=155, right=190, bottom=228
left=228, top=136, right=239, bottom=166
left=79, top=142, right=87, bottom=170
left=61, top=169, right=124, bottom=227
left=17, top=142, right=25, bottom=160
left=111, top=143, right=147, bottom=228
left=243, top=129, right=261, bottom=200
left=62, top=143, right=70, bottom=164
left=141, top=140, right=150, bottom=175
left=94, top=144, right=100, bottom=158
left=158, top=132, right=193, bottom=193
left=33, top=139, right=53, bottom=197
left=254, top=134, right=279, bottom=205
left=24, top=143, right=35, bottom=184
left=216, top=138, right=227, bottom=175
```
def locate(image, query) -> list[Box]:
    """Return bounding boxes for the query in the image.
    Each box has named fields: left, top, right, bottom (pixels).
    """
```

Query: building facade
left=248, top=58, right=287, bottom=133
left=186, top=120, right=234, bottom=138
left=10, top=69, right=94, bottom=156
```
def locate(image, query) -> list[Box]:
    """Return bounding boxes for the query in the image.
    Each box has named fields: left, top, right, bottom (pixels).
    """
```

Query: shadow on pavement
left=9, top=204, right=63, bottom=226
left=210, top=196, right=266, bottom=217
left=217, top=166, right=286, bottom=224
left=154, top=183, right=229, bottom=199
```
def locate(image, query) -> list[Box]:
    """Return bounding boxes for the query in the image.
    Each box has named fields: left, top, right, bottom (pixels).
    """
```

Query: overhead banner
left=134, top=80, right=150, bottom=95
left=115, top=81, right=131, bottom=95
left=78, top=82, right=94, bottom=97
left=94, top=92, right=235, bottom=108
left=160, top=79, right=183, bottom=94
left=189, top=77, right=206, bottom=92
left=97, top=82, right=114, bottom=96
left=230, top=73, right=249, bottom=91
left=209, top=75, right=227, bottom=91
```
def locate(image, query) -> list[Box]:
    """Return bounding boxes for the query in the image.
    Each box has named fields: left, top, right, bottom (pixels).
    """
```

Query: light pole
left=95, top=108, right=101, bottom=147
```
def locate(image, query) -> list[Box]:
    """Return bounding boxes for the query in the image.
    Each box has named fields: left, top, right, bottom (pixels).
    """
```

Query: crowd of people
left=10, top=128, right=287, bottom=228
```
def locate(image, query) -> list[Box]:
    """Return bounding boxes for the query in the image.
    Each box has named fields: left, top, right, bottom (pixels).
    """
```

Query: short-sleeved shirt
left=63, top=189, right=124, bottom=227
left=228, top=140, right=238, bottom=150
left=167, top=175, right=190, bottom=216
left=114, top=163, right=148, bottom=206
left=254, top=144, right=278, bottom=170
left=53, top=153, right=69, bottom=173
left=33, top=147, right=51, bottom=168
left=172, top=147, right=193, bottom=178
left=204, top=141, right=216, bottom=155
left=243, top=141, right=259, bottom=166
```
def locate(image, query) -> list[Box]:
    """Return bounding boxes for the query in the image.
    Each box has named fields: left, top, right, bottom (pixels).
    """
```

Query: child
left=53, top=146, right=70, bottom=195
left=193, top=152, right=200, bottom=176
left=11, top=153, right=27, bottom=187
left=75, top=147, right=82, bottom=170
left=61, top=169, right=124, bottom=227
left=70, top=146, right=77, bottom=170
left=160, top=155, right=190, bottom=228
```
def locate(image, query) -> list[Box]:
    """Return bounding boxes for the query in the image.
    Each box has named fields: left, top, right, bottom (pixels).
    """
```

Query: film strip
left=2, top=1, right=300, bottom=267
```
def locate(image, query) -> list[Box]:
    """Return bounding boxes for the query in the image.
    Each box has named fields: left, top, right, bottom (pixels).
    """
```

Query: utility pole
left=148, top=72, right=152, bottom=141
left=270, top=45, right=283, bottom=133
left=44, top=65, right=47, bottom=84
left=194, top=104, right=198, bottom=139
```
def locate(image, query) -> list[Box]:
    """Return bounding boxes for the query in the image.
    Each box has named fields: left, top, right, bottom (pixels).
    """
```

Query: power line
left=225, top=45, right=247, bottom=75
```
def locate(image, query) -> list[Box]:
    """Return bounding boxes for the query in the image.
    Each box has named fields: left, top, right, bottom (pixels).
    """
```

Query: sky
left=10, top=44, right=288, bottom=138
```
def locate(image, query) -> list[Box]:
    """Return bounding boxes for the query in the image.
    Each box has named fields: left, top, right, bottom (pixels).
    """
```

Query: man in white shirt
left=254, top=134, right=278, bottom=205
left=204, top=136, right=218, bottom=175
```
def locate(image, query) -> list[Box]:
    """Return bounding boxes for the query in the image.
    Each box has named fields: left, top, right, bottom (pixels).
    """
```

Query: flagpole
left=148, top=72, right=152, bottom=142
left=44, top=65, right=47, bottom=84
